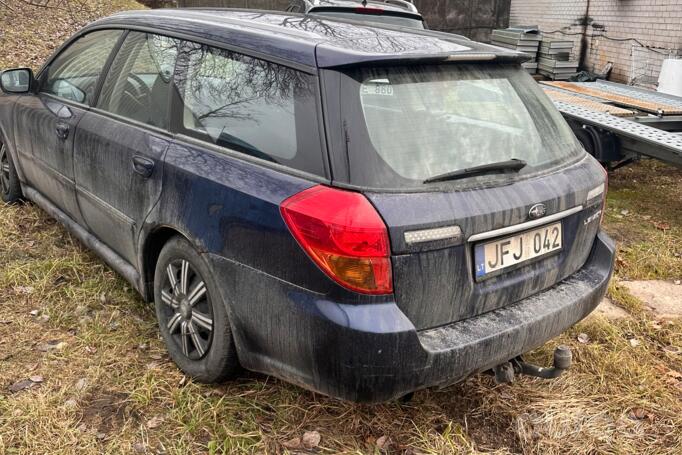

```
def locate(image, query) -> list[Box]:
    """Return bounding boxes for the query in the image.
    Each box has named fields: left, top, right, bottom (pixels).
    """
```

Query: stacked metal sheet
left=537, top=39, right=578, bottom=80
left=491, top=27, right=542, bottom=74
left=521, top=61, right=539, bottom=74
left=539, top=39, right=572, bottom=60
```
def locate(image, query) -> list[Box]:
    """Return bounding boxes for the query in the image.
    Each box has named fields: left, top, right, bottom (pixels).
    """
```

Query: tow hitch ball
left=492, top=345, right=572, bottom=384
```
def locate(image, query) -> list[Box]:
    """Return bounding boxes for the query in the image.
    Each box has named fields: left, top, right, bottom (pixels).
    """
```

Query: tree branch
left=0, top=0, right=15, bottom=11
left=16, top=0, right=67, bottom=9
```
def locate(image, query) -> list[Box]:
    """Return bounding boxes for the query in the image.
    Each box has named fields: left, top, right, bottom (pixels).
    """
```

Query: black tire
left=0, top=142, right=23, bottom=204
left=154, top=236, right=239, bottom=382
left=572, top=125, right=596, bottom=157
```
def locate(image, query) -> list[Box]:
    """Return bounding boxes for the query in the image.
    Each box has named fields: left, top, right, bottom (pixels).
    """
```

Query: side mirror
left=0, top=68, right=34, bottom=94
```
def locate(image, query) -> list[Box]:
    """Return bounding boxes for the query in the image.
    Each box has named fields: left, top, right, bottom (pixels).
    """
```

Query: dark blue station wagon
left=0, top=9, right=615, bottom=402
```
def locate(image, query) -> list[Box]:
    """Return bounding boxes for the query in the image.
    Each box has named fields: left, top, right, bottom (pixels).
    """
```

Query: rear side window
left=42, top=29, right=123, bottom=105
left=98, top=32, right=181, bottom=129
left=174, top=42, right=325, bottom=176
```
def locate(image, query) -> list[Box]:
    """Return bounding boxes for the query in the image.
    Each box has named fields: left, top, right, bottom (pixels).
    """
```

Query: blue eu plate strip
left=474, top=244, right=486, bottom=277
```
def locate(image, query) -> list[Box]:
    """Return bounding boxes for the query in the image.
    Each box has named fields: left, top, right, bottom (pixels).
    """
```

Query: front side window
left=98, top=32, right=181, bottom=129
left=42, top=30, right=123, bottom=105
left=176, top=42, right=323, bottom=174
left=335, top=63, right=584, bottom=188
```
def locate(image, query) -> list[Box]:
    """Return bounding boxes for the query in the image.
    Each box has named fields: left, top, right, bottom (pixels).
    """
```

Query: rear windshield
left=334, top=63, right=584, bottom=188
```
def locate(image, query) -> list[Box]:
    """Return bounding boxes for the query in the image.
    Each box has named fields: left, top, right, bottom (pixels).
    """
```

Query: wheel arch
left=0, top=124, right=15, bottom=161
left=0, top=109, right=27, bottom=185
left=140, top=225, right=194, bottom=302
left=0, top=100, right=18, bottom=159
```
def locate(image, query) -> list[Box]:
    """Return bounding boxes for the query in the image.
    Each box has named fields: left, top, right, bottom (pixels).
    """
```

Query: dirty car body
left=0, top=9, right=615, bottom=402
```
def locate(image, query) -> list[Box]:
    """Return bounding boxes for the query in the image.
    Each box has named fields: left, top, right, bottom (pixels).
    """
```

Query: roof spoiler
left=316, top=50, right=532, bottom=69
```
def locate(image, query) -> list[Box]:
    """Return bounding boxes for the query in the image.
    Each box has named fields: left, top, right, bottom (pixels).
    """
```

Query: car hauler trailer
left=542, top=80, right=682, bottom=169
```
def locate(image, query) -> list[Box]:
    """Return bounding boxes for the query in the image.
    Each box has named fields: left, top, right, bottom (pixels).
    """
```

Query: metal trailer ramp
left=590, top=81, right=682, bottom=111
left=553, top=100, right=682, bottom=168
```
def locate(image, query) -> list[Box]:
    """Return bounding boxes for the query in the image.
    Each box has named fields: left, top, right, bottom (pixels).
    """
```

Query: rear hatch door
left=322, top=62, right=607, bottom=329
left=366, top=159, right=605, bottom=329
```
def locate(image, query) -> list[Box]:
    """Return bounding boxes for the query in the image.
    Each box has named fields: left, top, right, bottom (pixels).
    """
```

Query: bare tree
left=176, top=41, right=312, bottom=124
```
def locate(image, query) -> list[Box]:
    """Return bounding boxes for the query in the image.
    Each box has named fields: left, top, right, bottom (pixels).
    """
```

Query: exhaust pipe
left=492, top=345, right=572, bottom=384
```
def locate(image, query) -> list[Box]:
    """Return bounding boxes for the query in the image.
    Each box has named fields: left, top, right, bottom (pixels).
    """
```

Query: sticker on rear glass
left=361, top=80, right=394, bottom=96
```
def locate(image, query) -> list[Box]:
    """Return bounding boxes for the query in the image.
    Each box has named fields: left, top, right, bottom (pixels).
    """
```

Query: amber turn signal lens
left=280, top=185, right=393, bottom=295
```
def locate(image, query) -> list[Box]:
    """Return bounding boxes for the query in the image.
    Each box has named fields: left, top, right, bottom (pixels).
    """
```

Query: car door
left=73, top=31, right=180, bottom=265
left=13, top=30, right=124, bottom=224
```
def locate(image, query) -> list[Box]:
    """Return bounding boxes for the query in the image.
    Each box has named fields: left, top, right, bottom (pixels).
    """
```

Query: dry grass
left=1, top=1, right=682, bottom=452
left=603, top=159, right=682, bottom=281
left=0, top=165, right=680, bottom=454
left=0, top=0, right=145, bottom=70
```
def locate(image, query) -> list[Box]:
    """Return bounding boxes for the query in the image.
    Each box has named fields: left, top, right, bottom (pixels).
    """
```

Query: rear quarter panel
left=143, top=140, right=399, bottom=368
left=145, top=140, right=327, bottom=287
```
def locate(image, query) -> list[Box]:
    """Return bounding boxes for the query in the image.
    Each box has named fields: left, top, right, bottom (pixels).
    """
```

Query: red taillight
left=280, top=185, right=393, bottom=295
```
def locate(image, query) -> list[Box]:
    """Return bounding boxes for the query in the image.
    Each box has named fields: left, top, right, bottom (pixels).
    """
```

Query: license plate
left=474, top=222, right=562, bottom=278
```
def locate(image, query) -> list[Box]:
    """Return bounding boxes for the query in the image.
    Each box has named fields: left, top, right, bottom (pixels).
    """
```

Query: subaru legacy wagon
left=0, top=9, right=615, bottom=402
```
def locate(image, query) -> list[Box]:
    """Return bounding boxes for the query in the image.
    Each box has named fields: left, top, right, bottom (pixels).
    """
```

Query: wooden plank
left=543, top=88, right=636, bottom=117
left=541, top=81, right=682, bottom=115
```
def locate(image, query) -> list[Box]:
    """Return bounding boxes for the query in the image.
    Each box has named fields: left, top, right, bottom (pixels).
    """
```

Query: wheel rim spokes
left=166, top=263, right=178, bottom=292
left=180, top=260, right=189, bottom=294
left=161, top=289, right=177, bottom=308
left=167, top=313, right=182, bottom=333
left=0, top=145, right=9, bottom=194
left=162, top=258, right=212, bottom=360
left=178, top=320, right=207, bottom=358
left=180, top=321, right=190, bottom=357
left=186, top=280, right=206, bottom=307
left=188, top=322, right=206, bottom=357
left=192, top=310, right=212, bottom=331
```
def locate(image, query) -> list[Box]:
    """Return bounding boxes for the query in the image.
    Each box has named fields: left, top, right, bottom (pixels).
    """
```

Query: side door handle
left=132, top=155, right=155, bottom=178
left=55, top=122, right=70, bottom=140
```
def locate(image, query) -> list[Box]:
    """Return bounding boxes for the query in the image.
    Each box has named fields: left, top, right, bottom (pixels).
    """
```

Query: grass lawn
left=1, top=163, right=680, bottom=455
left=1, top=2, right=681, bottom=453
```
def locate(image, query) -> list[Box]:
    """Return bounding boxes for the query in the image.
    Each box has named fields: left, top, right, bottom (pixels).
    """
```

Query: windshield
left=334, top=63, right=584, bottom=188
left=312, top=10, right=425, bottom=28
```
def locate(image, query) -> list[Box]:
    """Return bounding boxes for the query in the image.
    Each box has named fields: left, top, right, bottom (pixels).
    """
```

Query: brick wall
left=510, top=0, right=682, bottom=84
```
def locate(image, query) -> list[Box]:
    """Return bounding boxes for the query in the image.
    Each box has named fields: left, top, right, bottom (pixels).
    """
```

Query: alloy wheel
left=0, top=144, right=10, bottom=196
left=159, top=259, right=214, bottom=360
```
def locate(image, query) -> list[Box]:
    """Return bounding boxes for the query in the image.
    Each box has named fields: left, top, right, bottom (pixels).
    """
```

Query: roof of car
left=89, top=9, right=524, bottom=70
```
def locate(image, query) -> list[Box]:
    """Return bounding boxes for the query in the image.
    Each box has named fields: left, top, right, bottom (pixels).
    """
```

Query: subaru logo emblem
left=528, top=203, right=547, bottom=220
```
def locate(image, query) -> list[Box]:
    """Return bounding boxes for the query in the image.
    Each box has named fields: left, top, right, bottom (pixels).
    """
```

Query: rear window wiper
left=423, top=159, right=527, bottom=184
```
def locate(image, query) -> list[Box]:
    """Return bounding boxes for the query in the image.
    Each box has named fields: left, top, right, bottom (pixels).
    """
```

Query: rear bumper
left=213, top=231, right=615, bottom=403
